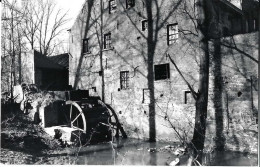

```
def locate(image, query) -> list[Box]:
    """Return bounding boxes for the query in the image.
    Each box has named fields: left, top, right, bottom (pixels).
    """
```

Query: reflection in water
left=51, top=138, right=257, bottom=166
left=149, top=142, right=157, bottom=165
left=72, top=139, right=172, bottom=165
left=204, top=150, right=258, bottom=166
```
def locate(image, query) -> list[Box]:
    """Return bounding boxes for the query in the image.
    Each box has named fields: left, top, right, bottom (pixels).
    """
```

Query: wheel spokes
left=70, top=104, right=72, bottom=121
left=71, top=112, right=83, bottom=124
left=63, top=102, right=87, bottom=133
left=71, top=125, right=84, bottom=132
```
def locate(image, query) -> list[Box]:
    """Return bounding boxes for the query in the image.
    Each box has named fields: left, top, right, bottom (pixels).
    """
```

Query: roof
left=34, top=50, right=65, bottom=70
left=48, top=53, right=69, bottom=69
left=217, top=0, right=243, bottom=15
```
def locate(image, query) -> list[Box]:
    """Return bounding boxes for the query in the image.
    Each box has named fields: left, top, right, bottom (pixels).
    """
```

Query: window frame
left=184, top=90, right=195, bottom=104
left=167, top=23, right=178, bottom=45
left=120, top=71, right=129, bottom=90
left=104, top=33, right=112, bottom=49
left=82, top=38, right=89, bottom=53
left=184, top=91, right=191, bottom=104
left=142, top=88, right=150, bottom=104
left=126, top=0, right=135, bottom=9
left=109, top=0, right=117, bottom=14
left=141, top=19, right=148, bottom=31
left=154, top=63, right=170, bottom=81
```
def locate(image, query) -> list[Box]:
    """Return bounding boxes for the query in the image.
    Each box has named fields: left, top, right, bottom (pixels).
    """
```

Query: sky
left=55, top=0, right=86, bottom=29
left=52, top=0, right=86, bottom=54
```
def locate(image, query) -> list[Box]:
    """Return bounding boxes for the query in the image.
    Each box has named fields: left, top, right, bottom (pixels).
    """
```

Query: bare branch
left=167, top=53, right=198, bottom=99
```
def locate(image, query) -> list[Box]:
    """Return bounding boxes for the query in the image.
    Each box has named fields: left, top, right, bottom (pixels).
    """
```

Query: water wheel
left=97, top=100, right=127, bottom=138
left=63, top=101, right=87, bottom=133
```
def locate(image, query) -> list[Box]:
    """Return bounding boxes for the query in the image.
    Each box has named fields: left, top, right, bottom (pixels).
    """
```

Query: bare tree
left=37, top=0, right=69, bottom=56
left=21, top=0, right=41, bottom=49
left=21, top=0, right=69, bottom=56
left=2, top=0, right=28, bottom=95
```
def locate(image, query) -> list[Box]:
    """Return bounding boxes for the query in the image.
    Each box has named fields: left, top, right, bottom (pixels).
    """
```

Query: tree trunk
left=148, top=47, right=156, bottom=142
left=258, top=10, right=260, bottom=118
left=146, top=0, right=156, bottom=142
left=189, top=0, right=211, bottom=164
left=190, top=37, right=209, bottom=164
left=18, top=32, right=22, bottom=84
left=213, top=38, right=225, bottom=151
left=100, top=0, right=105, bottom=102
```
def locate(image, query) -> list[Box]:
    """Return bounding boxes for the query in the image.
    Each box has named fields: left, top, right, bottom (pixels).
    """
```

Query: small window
left=184, top=90, right=195, bottom=104
left=142, top=88, right=150, bottom=104
left=184, top=91, right=191, bottom=104
left=126, top=0, right=135, bottom=9
left=154, top=63, right=170, bottom=80
left=142, top=20, right=148, bottom=31
left=167, top=23, right=178, bottom=45
left=104, top=33, right=112, bottom=49
left=120, top=71, right=129, bottom=89
left=83, top=38, right=88, bottom=53
left=109, top=0, right=117, bottom=14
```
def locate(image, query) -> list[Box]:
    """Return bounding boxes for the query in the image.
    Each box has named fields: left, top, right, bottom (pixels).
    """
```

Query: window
left=104, top=33, right=112, bottom=49
left=126, top=0, right=135, bottom=9
left=184, top=91, right=191, bottom=104
left=83, top=38, right=88, bottom=53
left=142, top=88, right=150, bottom=104
left=184, top=90, right=195, bottom=104
left=167, top=23, right=178, bottom=45
left=154, top=63, right=170, bottom=80
left=120, top=71, right=129, bottom=89
left=142, top=20, right=148, bottom=31
left=109, top=0, right=117, bottom=14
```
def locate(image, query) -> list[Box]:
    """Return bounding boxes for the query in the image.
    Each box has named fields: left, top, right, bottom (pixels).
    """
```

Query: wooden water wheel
left=63, top=101, right=87, bottom=133
left=97, top=100, right=127, bottom=138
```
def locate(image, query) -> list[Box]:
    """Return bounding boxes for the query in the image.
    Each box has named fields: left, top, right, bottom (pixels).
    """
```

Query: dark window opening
left=99, top=71, right=103, bottom=76
left=126, top=0, right=135, bottom=9
left=154, top=63, right=170, bottom=80
left=120, top=71, right=129, bottom=90
left=83, top=38, right=88, bottom=53
left=167, top=23, right=178, bottom=45
left=92, top=87, right=96, bottom=92
left=104, top=33, right=112, bottom=49
left=142, top=20, right=148, bottom=31
left=109, top=0, right=117, bottom=14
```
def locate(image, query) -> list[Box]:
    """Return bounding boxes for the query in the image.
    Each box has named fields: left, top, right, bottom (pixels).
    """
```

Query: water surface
left=51, top=138, right=257, bottom=166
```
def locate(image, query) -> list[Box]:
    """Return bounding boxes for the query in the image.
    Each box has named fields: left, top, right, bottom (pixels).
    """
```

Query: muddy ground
left=1, top=104, right=69, bottom=164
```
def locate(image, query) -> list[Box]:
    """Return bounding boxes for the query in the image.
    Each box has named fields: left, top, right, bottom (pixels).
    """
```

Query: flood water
left=51, top=138, right=258, bottom=166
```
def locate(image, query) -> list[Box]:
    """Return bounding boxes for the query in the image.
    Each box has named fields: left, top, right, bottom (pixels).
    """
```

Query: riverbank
left=0, top=104, right=258, bottom=165
left=1, top=104, right=62, bottom=164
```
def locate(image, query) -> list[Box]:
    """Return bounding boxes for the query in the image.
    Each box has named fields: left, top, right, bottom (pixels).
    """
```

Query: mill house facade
left=68, top=0, right=258, bottom=145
